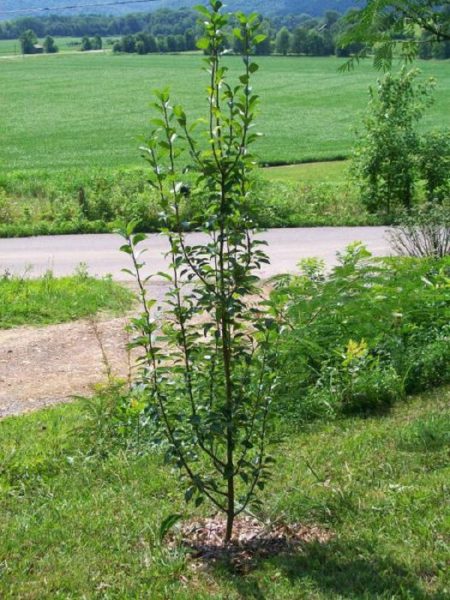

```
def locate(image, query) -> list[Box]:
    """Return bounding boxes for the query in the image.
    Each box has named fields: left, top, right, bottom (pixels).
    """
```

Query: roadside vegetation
left=0, top=267, right=133, bottom=328
left=1, top=151, right=447, bottom=237
left=0, top=164, right=379, bottom=238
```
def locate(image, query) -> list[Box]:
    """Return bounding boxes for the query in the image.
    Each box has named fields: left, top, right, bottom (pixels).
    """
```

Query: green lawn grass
left=1, top=53, right=449, bottom=171
left=0, top=387, right=448, bottom=598
left=0, top=270, right=134, bottom=328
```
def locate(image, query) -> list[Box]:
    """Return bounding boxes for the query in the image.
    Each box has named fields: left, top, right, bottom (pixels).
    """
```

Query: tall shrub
left=419, top=130, right=450, bottom=203
left=121, top=0, right=280, bottom=542
left=352, top=68, right=435, bottom=215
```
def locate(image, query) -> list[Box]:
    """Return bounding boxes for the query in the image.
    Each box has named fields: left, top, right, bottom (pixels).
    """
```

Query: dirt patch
left=0, top=282, right=269, bottom=419
left=0, top=315, right=133, bottom=419
left=169, top=515, right=333, bottom=573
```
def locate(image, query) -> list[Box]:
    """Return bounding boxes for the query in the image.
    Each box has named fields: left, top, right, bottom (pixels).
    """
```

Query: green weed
left=0, top=164, right=377, bottom=237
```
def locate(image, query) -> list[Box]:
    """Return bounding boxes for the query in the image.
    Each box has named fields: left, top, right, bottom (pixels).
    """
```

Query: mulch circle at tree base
left=168, top=515, right=334, bottom=573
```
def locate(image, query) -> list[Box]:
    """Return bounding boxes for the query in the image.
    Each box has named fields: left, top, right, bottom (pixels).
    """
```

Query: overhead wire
left=0, top=0, right=161, bottom=16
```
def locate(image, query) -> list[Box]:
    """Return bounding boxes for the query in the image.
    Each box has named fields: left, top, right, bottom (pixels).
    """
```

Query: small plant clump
left=388, top=203, right=450, bottom=259
left=121, top=1, right=282, bottom=542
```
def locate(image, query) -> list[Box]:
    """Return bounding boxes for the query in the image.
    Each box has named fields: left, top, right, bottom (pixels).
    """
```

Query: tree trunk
left=225, top=477, right=235, bottom=543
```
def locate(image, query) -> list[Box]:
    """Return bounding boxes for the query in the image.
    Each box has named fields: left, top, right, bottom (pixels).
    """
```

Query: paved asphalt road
left=0, top=227, right=391, bottom=281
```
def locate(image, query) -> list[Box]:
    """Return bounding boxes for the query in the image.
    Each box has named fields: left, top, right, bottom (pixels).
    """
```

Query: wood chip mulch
left=168, top=515, right=333, bottom=572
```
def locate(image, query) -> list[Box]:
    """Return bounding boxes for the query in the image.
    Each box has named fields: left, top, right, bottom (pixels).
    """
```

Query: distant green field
left=0, top=39, right=22, bottom=55
left=262, top=160, right=349, bottom=184
left=1, top=53, right=449, bottom=172
left=0, top=37, right=116, bottom=55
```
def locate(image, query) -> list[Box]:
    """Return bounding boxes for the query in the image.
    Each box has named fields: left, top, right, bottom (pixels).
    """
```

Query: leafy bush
left=321, top=343, right=404, bottom=416
left=77, top=382, right=152, bottom=456
left=245, top=179, right=377, bottom=227
left=403, top=335, right=450, bottom=394
left=419, top=129, right=450, bottom=203
left=272, top=244, right=450, bottom=424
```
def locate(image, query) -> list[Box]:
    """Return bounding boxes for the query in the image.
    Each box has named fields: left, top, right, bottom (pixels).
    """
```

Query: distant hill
left=0, top=1, right=358, bottom=21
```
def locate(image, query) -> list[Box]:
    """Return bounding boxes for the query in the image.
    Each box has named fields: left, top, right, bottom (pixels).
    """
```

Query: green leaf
left=184, top=487, right=195, bottom=503
left=195, top=496, right=204, bottom=508
left=196, top=37, right=210, bottom=50
left=132, top=233, right=147, bottom=245
left=194, top=4, right=210, bottom=18
left=233, top=28, right=243, bottom=41
left=150, top=118, right=166, bottom=128
left=121, top=268, right=136, bottom=278
left=253, top=34, right=267, bottom=46
left=159, top=514, right=183, bottom=542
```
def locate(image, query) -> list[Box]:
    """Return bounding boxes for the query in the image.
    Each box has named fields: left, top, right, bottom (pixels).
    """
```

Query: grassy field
left=0, top=386, right=448, bottom=598
left=0, top=270, right=133, bottom=328
left=1, top=53, right=449, bottom=172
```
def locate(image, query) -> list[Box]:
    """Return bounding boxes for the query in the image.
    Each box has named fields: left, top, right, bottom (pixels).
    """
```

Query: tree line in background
left=5, top=6, right=450, bottom=59
left=1, top=9, right=198, bottom=39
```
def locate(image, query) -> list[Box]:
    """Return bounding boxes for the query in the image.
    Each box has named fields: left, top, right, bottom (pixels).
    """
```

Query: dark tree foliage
left=43, top=35, right=58, bottom=53
left=275, top=26, right=290, bottom=55
left=352, top=68, right=436, bottom=215
left=93, top=34, right=102, bottom=50
left=80, top=35, right=92, bottom=51
left=339, top=1, right=450, bottom=69
left=19, top=28, right=37, bottom=54
left=0, top=9, right=199, bottom=40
